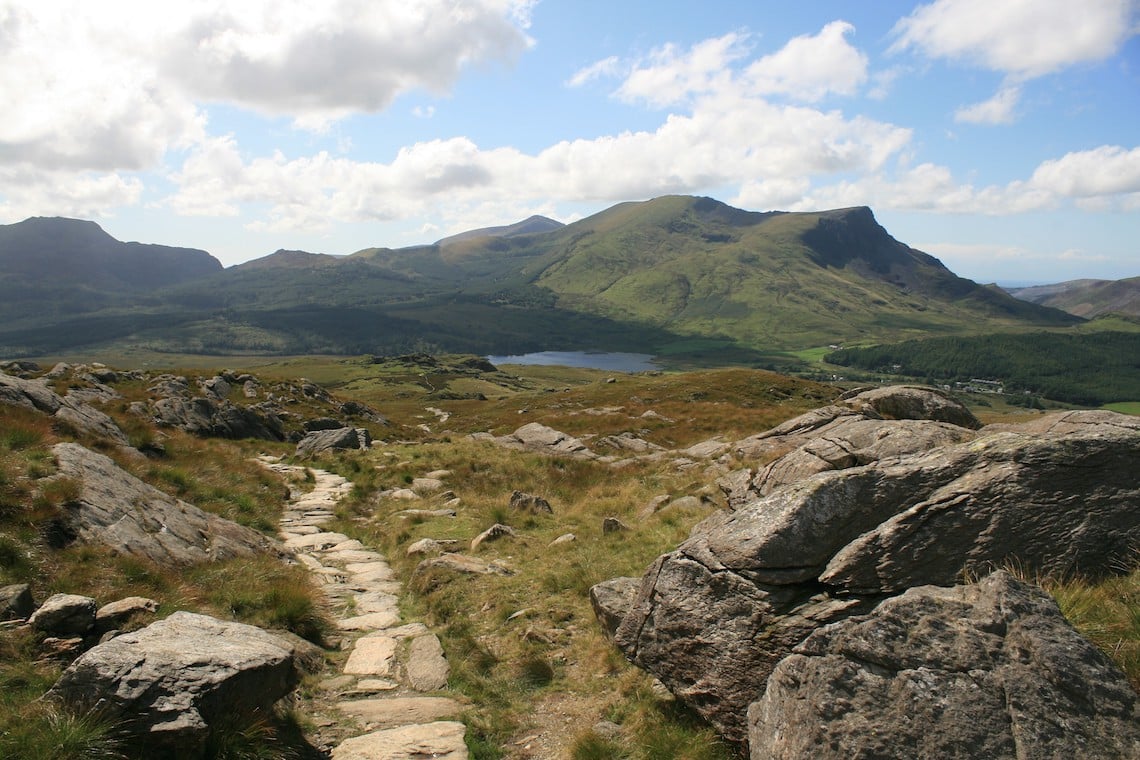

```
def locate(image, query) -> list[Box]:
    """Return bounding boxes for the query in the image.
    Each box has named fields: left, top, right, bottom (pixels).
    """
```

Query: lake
left=486, top=351, right=659, bottom=372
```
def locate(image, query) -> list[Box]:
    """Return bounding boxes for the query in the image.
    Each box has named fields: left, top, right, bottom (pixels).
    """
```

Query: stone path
left=258, top=457, right=469, bottom=759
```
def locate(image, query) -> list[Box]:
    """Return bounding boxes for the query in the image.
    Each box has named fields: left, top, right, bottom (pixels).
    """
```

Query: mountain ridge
left=0, top=197, right=1082, bottom=358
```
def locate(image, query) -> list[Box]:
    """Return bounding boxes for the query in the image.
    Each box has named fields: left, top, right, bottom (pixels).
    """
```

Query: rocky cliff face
left=594, top=390, right=1140, bottom=755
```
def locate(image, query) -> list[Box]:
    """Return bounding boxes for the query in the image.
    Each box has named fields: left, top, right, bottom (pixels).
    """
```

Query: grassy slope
left=0, top=196, right=1080, bottom=360
left=2, top=357, right=1137, bottom=759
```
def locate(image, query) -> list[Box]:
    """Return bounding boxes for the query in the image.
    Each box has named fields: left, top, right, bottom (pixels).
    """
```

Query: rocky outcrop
left=0, top=369, right=130, bottom=446
left=52, top=442, right=276, bottom=565
left=152, top=396, right=285, bottom=440
left=749, top=572, right=1140, bottom=759
left=600, top=410, right=1140, bottom=748
left=47, top=611, right=300, bottom=757
left=296, top=426, right=372, bottom=457
left=494, top=422, right=595, bottom=458
left=838, top=384, right=982, bottom=428
left=723, top=386, right=980, bottom=508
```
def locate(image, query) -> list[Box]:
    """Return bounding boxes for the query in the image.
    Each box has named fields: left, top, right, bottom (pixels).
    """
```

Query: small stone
left=549, top=533, right=576, bottom=546
left=602, top=517, right=630, bottom=533
left=29, top=593, right=97, bottom=636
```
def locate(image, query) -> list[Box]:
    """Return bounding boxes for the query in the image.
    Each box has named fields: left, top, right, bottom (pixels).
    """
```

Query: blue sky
left=1, top=0, right=1137, bottom=284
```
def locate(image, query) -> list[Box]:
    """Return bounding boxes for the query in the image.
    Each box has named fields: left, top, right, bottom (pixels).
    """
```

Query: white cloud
left=744, top=21, right=868, bottom=101
left=567, top=56, right=621, bottom=87
left=164, top=93, right=914, bottom=231
left=614, top=22, right=868, bottom=108
left=616, top=33, right=749, bottom=108
left=954, top=86, right=1020, bottom=125
left=892, top=0, right=1137, bottom=79
left=0, top=166, right=143, bottom=221
left=1028, top=145, right=1140, bottom=197
left=0, top=0, right=532, bottom=176
left=797, top=144, right=1140, bottom=216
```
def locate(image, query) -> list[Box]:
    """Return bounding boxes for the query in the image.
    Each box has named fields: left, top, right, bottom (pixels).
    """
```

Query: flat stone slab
left=338, top=610, right=401, bottom=632
left=407, top=633, right=450, bottom=692
left=337, top=696, right=464, bottom=727
left=350, top=678, right=399, bottom=694
left=346, top=561, right=392, bottom=575
left=331, top=721, right=468, bottom=760
left=283, top=532, right=350, bottom=550
left=330, top=539, right=366, bottom=552
left=323, top=549, right=386, bottom=564
left=343, top=636, right=397, bottom=676
left=280, top=525, right=321, bottom=536
left=353, top=591, right=401, bottom=615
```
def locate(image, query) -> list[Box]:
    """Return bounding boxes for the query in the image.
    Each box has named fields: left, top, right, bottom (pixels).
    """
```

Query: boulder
left=470, top=523, right=516, bottom=551
left=604, top=412, right=1140, bottom=747
left=589, top=577, right=639, bottom=640
left=47, top=611, right=299, bottom=756
left=152, top=396, right=285, bottom=440
left=723, top=388, right=981, bottom=508
left=0, top=370, right=131, bottom=446
left=52, top=442, right=276, bottom=566
left=839, top=385, right=982, bottom=429
left=0, top=370, right=63, bottom=413
left=748, top=572, right=1140, bottom=760
left=495, top=422, right=595, bottom=458
left=0, top=583, right=34, bottom=621
left=28, top=593, right=97, bottom=636
left=510, top=490, right=553, bottom=514
left=95, top=596, right=159, bottom=633
left=54, top=401, right=131, bottom=447
left=295, top=427, right=372, bottom=457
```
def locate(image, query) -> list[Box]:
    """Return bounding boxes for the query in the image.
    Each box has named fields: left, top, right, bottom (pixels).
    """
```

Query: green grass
left=1104, top=401, right=1140, bottom=415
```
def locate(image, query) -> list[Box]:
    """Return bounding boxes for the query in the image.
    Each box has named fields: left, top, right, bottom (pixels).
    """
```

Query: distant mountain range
left=1006, top=277, right=1140, bottom=318
left=0, top=196, right=1083, bottom=360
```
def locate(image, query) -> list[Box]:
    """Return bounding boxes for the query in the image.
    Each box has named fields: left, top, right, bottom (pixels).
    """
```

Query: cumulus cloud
left=892, top=0, right=1137, bottom=79
left=954, top=86, right=1020, bottom=125
left=1028, top=146, right=1140, bottom=198
left=164, top=92, right=914, bottom=230
left=616, top=33, right=750, bottom=108
left=614, top=22, right=868, bottom=107
left=797, top=144, right=1140, bottom=216
left=0, top=166, right=143, bottom=221
left=744, top=21, right=868, bottom=101
left=0, top=0, right=532, bottom=178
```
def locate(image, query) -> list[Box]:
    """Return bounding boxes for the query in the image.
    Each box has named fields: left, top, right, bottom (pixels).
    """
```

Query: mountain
left=435, top=214, right=563, bottom=246
left=0, top=217, right=222, bottom=332
left=0, top=217, right=220, bottom=291
left=1007, top=277, right=1140, bottom=318
left=0, top=198, right=1080, bottom=358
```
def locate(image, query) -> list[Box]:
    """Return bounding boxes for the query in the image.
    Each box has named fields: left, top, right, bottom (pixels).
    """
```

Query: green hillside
left=0, top=197, right=1080, bottom=359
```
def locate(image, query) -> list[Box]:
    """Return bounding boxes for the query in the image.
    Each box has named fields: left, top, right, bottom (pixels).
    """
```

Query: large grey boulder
left=28, top=593, right=97, bottom=636
left=47, top=611, right=300, bottom=757
left=0, top=370, right=63, bottom=413
left=0, top=369, right=130, bottom=446
left=724, top=386, right=980, bottom=508
left=295, top=426, right=372, bottom=457
left=839, top=384, right=982, bottom=429
left=495, top=422, right=595, bottom=458
left=52, top=442, right=276, bottom=565
left=604, top=412, right=1140, bottom=747
left=749, top=572, right=1140, bottom=760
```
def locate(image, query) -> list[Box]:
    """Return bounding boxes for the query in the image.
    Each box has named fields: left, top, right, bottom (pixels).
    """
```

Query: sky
left=1, top=0, right=1138, bottom=285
